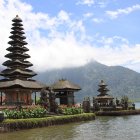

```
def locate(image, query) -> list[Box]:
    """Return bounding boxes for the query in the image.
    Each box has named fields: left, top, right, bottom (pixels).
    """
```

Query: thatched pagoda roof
left=97, top=87, right=109, bottom=92
left=0, top=79, right=45, bottom=90
left=12, top=15, right=22, bottom=22
left=95, top=95, right=114, bottom=100
left=3, top=59, right=33, bottom=67
left=7, top=46, right=29, bottom=52
left=1, top=68, right=36, bottom=76
left=98, top=80, right=107, bottom=86
left=0, top=15, right=46, bottom=95
left=0, top=15, right=36, bottom=80
left=95, top=80, right=114, bottom=101
left=5, top=52, right=30, bottom=59
left=51, top=79, right=81, bottom=92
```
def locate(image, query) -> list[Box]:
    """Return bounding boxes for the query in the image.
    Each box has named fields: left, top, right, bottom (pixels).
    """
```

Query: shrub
left=58, top=105, right=83, bottom=115
left=3, top=106, right=47, bottom=119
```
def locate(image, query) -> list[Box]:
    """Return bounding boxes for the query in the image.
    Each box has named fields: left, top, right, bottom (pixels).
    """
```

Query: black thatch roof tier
left=5, top=52, right=30, bottom=59
left=98, top=80, right=107, bottom=87
left=0, top=79, right=45, bottom=90
left=95, top=95, right=114, bottom=100
left=51, top=79, right=81, bottom=92
left=11, top=26, right=24, bottom=30
left=8, top=40, right=28, bottom=45
left=12, top=15, right=22, bottom=22
left=97, top=87, right=109, bottom=92
left=9, top=34, right=26, bottom=40
left=12, top=22, right=23, bottom=26
left=3, top=60, right=33, bottom=67
left=7, top=46, right=29, bottom=52
left=1, top=68, right=36, bottom=77
left=10, top=30, right=24, bottom=34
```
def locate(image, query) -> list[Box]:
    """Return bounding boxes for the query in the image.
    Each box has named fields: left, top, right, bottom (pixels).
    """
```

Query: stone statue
left=47, top=87, right=57, bottom=113
left=40, top=87, right=49, bottom=109
left=40, top=87, right=57, bottom=113
left=116, top=98, right=120, bottom=106
left=132, top=103, right=135, bottom=110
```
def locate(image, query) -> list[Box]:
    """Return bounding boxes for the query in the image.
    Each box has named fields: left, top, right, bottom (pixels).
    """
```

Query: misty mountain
left=35, top=61, right=140, bottom=102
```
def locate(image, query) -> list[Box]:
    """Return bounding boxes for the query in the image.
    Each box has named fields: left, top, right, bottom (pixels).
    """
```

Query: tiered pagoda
left=0, top=15, right=45, bottom=105
left=95, top=80, right=114, bottom=106
left=51, top=79, right=81, bottom=106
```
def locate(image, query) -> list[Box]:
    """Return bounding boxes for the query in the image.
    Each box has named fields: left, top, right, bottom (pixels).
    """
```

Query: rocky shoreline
left=96, top=109, right=140, bottom=116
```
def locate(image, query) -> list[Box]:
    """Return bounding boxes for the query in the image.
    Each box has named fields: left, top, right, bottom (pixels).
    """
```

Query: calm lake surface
left=0, top=115, right=140, bottom=140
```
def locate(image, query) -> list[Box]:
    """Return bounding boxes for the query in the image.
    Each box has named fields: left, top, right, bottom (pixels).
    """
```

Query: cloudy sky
left=0, top=0, right=140, bottom=73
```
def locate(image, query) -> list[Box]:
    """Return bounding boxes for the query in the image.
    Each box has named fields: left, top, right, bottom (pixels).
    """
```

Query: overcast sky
left=0, top=0, right=140, bottom=72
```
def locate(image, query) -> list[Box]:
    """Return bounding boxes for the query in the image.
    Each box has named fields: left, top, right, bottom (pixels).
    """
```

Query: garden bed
left=96, top=109, right=140, bottom=116
left=0, top=113, right=95, bottom=132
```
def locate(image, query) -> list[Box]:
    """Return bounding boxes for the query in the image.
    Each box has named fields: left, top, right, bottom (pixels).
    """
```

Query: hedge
left=0, top=113, right=95, bottom=132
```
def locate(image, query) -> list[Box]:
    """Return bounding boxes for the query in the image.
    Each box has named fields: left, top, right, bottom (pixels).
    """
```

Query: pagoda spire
left=97, top=80, right=109, bottom=96
left=0, top=15, right=36, bottom=80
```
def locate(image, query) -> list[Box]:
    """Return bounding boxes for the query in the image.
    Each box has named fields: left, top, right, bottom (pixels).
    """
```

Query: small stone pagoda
left=0, top=15, right=45, bottom=105
left=95, top=80, right=114, bottom=106
left=51, top=79, right=81, bottom=106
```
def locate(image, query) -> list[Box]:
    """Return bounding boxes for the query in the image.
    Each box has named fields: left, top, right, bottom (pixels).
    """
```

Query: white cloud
left=0, top=0, right=140, bottom=73
left=77, top=0, right=109, bottom=8
left=126, top=62, right=140, bottom=73
left=29, top=33, right=140, bottom=72
left=30, top=34, right=95, bottom=71
left=58, top=10, right=70, bottom=21
left=76, top=0, right=95, bottom=6
left=83, top=12, right=94, bottom=18
left=106, top=4, right=140, bottom=19
left=83, top=13, right=104, bottom=24
left=0, top=0, right=88, bottom=72
left=98, top=1, right=108, bottom=8
left=92, top=18, right=104, bottom=23
left=98, top=36, right=129, bottom=45
left=94, top=44, right=140, bottom=68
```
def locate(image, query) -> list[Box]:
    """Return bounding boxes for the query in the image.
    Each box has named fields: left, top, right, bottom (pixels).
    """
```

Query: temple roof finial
left=101, top=80, right=104, bottom=83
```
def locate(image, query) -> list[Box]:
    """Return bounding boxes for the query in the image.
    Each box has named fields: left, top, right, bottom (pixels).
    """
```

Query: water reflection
left=1, top=115, right=140, bottom=140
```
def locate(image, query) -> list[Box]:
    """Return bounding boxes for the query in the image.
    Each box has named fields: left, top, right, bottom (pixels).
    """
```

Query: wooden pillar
left=72, top=92, right=74, bottom=105
left=67, top=91, right=74, bottom=106
left=17, top=92, right=19, bottom=102
left=59, top=91, right=62, bottom=105
left=59, top=91, right=65, bottom=105
left=67, top=91, right=69, bottom=106
left=35, top=92, right=37, bottom=105
left=0, top=92, right=2, bottom=105
left=27, top=93, right=29, bottom=105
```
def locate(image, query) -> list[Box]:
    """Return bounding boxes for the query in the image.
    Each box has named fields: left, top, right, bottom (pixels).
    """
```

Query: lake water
left=0, top=114, right=140, bottom=140
left=0, top=102, right=140, bottom=140
left=135, top=102, right=140, bottom=109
